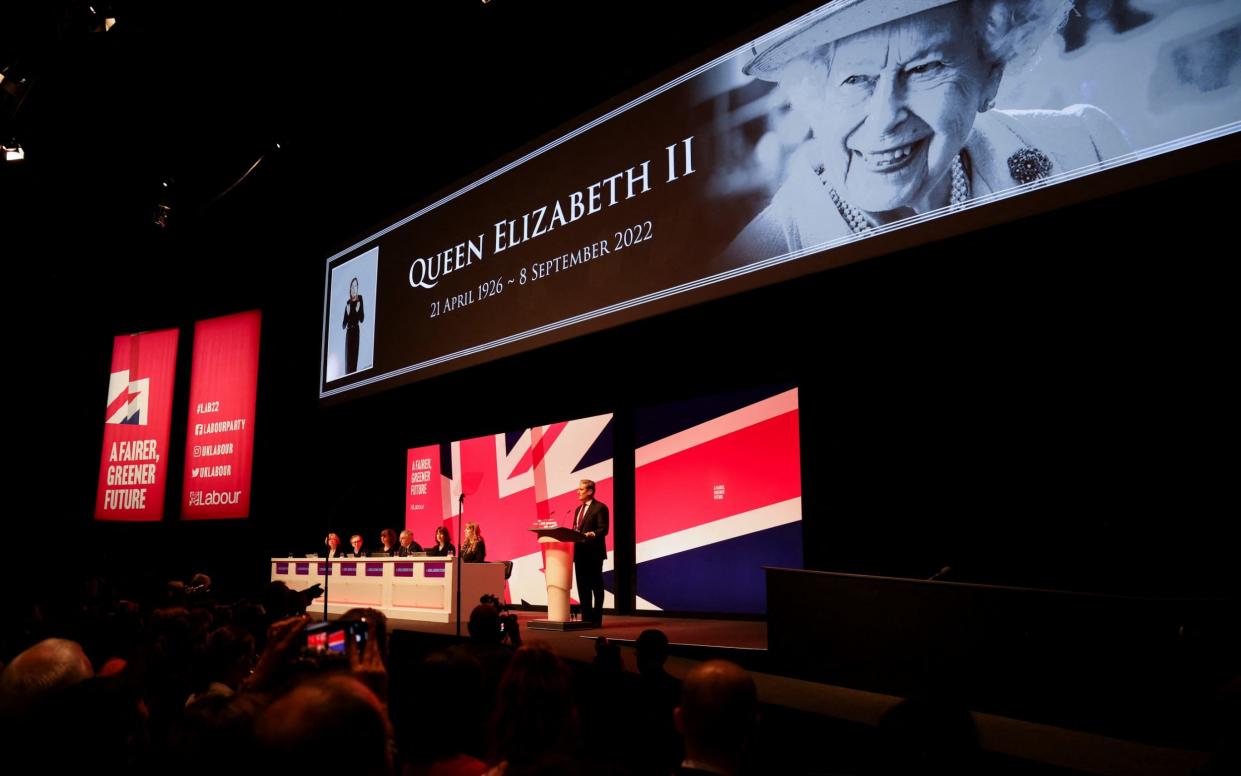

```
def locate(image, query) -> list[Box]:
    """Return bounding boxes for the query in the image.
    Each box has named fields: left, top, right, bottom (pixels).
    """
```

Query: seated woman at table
left=426, top=525, right=456, bottom=557
left=461, top=521, right=487, bottom=563
left=324, top=532, right=348, bottom=559
left=378, top=528, right=399, bottom=556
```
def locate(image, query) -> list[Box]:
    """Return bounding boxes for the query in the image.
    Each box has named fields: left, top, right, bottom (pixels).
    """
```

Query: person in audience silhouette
left=0, top=638, right=94, bottom=717
left=255, top=674, right=392, bottom=774
left=636, top=629, right=684, bottom=772
left=488, top=643, right=579, bottom=771
left=675, top=660, right=758, bottom=775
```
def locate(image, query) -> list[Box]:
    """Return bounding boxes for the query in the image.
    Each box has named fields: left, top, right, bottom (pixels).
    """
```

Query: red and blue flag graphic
left=440, top=413, right=614, bottom=606
left=634, top=386, right=802, bottom=614
left=104, top=372, right=149, bottom=425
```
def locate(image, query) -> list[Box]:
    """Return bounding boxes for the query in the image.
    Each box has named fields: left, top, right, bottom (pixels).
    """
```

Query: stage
left=380, top=610, right=765, bottom=656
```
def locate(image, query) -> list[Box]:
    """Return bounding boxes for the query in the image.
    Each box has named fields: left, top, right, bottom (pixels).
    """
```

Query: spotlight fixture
left=87, top=4, right=118, bottom=33
left=2, top=141, right=24, bottom=162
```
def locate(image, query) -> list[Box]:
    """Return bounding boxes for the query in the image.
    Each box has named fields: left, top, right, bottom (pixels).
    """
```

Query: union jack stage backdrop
left=634, top=386, right=802, bottom=613
left=439, top=413, right=614, bottom=606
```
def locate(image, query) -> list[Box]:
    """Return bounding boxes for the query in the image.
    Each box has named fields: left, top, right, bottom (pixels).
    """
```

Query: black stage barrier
left=766, top=568, right=1237, bottom=748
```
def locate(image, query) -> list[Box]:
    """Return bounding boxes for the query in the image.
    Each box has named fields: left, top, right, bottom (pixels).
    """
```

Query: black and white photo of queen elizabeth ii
left=723, top=0, right=1136, bottom=258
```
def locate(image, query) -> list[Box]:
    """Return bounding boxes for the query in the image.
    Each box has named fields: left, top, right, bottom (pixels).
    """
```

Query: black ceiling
left=3, top=1, right=805, bottom=269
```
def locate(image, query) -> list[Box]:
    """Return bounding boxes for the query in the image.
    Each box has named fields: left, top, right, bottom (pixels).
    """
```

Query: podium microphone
left=928, top=566, right=952, bottom=581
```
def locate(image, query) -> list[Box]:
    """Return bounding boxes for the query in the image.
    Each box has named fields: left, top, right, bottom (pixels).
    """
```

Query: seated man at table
left=348, top=534, right=367, bottom=558
left=396, top=529, right=423, bottom=556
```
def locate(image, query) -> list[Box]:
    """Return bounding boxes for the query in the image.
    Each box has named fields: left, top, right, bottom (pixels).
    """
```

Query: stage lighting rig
left=87, top=4, right=118, bottom=33
left=152, top=179, right=173, bottom=228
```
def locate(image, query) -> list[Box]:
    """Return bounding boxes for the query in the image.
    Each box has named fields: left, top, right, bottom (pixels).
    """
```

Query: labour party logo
left=104, top=370, right=150, bottom=425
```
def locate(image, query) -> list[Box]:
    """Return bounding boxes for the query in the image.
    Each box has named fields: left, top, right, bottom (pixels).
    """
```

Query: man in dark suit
left=572, top=478, right=609, bottom=627
left=396, top=529, right=423, bottom=556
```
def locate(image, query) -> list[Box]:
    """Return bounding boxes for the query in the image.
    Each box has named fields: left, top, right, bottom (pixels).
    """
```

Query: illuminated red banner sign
left=182, top=310, right=262, bottom=519
left=95, top=328, right=180, bottom=521
left=405, top=444, right=445, bottom=537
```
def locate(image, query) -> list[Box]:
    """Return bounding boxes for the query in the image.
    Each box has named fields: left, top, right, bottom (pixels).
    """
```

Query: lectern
left=528, top=525, right=594, bottom=631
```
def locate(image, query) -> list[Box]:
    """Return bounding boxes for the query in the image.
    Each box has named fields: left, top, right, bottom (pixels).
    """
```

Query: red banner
left=95, top=328, right=180, bottom=521
left=182, top=310, right=262, bottom=519
left=405, top=444, right=444, bottom=541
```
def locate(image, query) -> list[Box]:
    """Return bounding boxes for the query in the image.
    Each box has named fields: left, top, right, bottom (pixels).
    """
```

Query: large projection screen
left=321, top=1, right=1241, bottom=400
